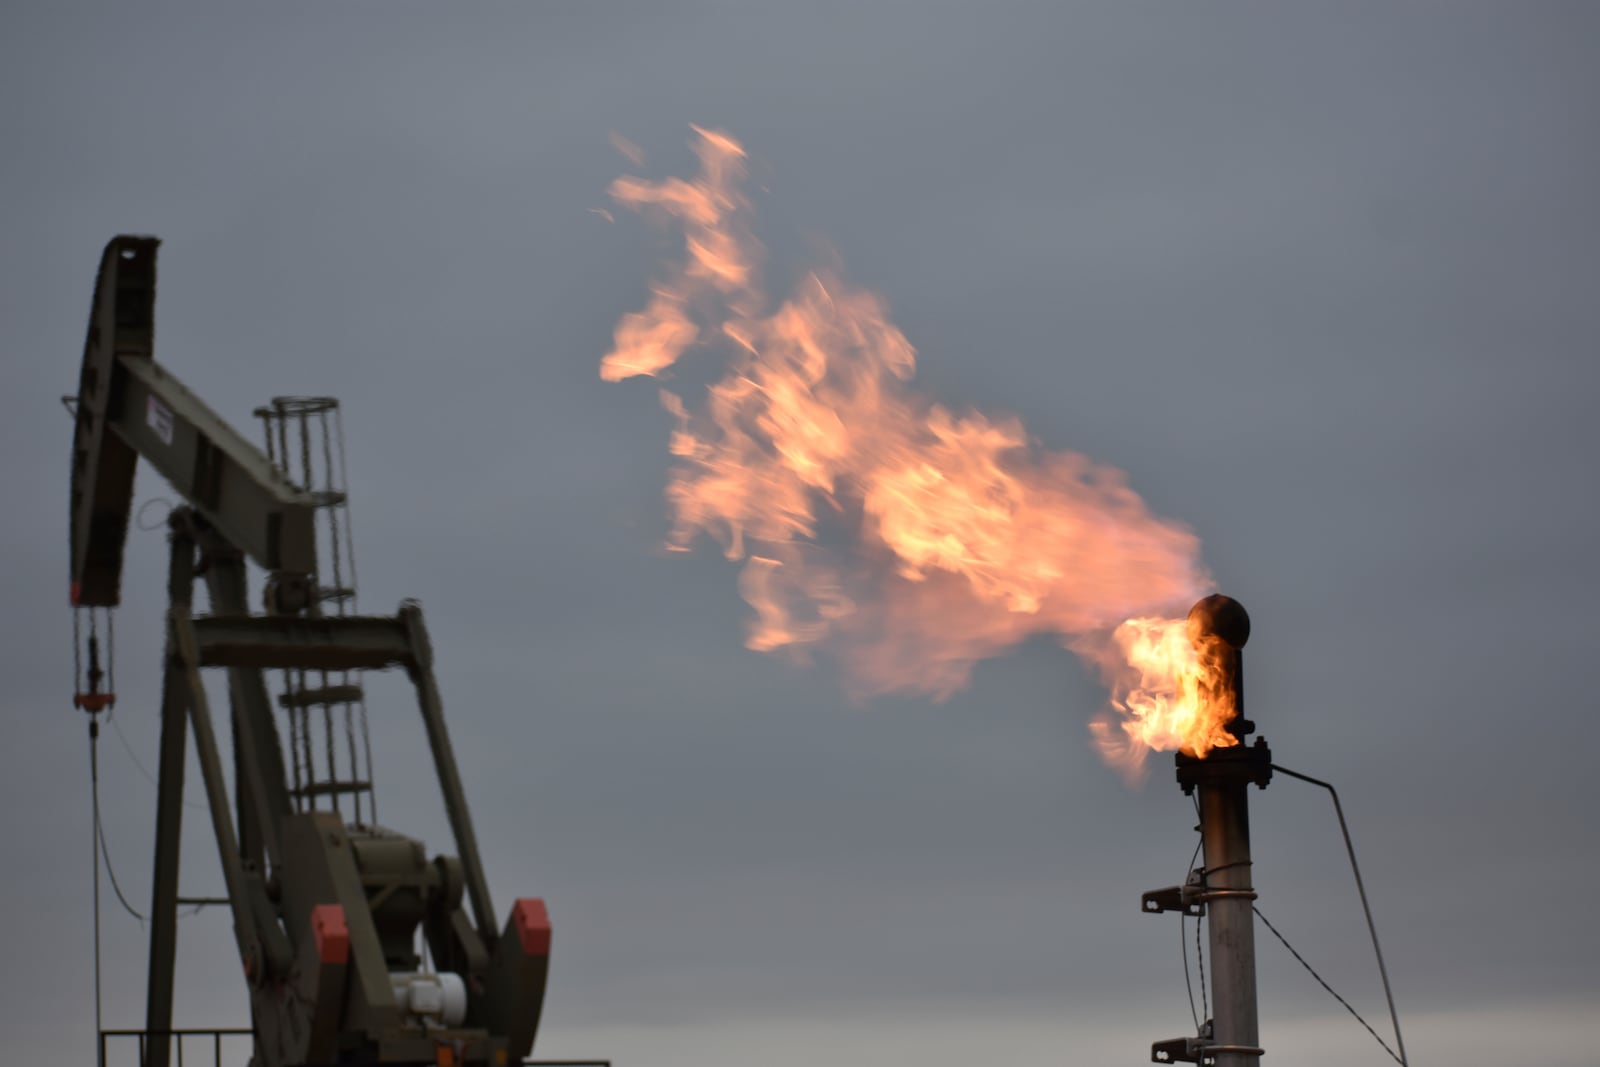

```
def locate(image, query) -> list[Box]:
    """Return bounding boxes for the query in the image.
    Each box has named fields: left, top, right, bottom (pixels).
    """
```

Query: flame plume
left=600, top=127, right=1235, bottom=779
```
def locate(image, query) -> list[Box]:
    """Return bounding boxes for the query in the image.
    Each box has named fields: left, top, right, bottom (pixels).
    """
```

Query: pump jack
left=68, top=236, right=550, bottom=1067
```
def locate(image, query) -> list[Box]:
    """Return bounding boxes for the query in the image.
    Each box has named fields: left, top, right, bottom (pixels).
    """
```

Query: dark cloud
left=3, top=3, right=1596, bottom=1065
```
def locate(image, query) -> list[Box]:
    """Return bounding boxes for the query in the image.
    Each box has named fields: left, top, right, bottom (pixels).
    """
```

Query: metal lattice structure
left=255, top=397, right=378, bottom=826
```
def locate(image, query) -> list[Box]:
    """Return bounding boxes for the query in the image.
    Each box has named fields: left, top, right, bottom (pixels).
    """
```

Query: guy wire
left=1270, top=763, right=1407, bottom=1066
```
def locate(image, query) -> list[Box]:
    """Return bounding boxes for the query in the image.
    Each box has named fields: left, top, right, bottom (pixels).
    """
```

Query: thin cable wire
left=1181, top=829, right=1204, bottom=1033
left=89, top=722, right=102, bottom=1049
left=97, top=712, right=218, bottom=934
left=1271, top=763, right=1408, bottom=1066
left=1191, top=791, right=1208, bottom=1029
left=96, top=804, right=146, bottom=923
left=91, top=721, right=145, bottom=924
left=109, top=713, right=207, bottom=810
left=1196, top=897, right=1207, bottom=1027
left=1254, top=905, right=1402, bottom=1065
left=1180, top=914, right=1199, bottom=1033
left=135, top=497, right=176, bottom=531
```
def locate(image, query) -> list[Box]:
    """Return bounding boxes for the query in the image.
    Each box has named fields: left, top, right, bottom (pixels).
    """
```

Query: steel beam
left=190, top=615, right=414, bottom=672
left=171, top=609, right=268, bottom=982
left=201, top=539, right=292, bottom=867
left=108, top=356, right=318, bottom=577
left=400, top=603, right=497, bottom=944
left=142, top=527, right=195, bottom=1067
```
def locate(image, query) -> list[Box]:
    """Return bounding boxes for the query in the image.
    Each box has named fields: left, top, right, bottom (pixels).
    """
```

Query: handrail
left=98, top=1029, right=609, bottom=1067
left=99, top=1029, right=254, bottom=1067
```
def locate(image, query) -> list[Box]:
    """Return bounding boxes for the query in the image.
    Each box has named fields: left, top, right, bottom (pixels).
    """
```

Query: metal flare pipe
left=1167, top=595, right=1272, bottom=1067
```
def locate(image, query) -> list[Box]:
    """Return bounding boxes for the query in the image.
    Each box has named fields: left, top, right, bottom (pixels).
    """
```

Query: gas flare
left=600, top=127, right=1237, bottom=779
left=1083, top=616, right=1241, bottom=778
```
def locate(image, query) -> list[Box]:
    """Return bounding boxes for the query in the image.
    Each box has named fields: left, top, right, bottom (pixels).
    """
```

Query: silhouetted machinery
left=68, top=236, right=550, bottom=1067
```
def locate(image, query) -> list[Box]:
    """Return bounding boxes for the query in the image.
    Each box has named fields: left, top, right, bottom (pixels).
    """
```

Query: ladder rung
left=292, top=780, right=372, bottom=798
left=317, top=586, right=357, bottom=604
left=278, top=684, right=364, bottom=709
left=309, top=490, right=348, bottom=507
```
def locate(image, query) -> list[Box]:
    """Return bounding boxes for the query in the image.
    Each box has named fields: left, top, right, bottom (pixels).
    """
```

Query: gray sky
left=3, top=3, right=1596, bottom=1064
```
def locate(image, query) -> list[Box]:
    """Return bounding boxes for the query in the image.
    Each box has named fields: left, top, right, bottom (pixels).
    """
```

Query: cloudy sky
left=3, top=3, right=1596, bottom=1065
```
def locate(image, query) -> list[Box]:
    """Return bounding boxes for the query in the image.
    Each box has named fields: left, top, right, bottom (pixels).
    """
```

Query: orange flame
left=601, top=126, right=1235, bottom=780
left=1082, top=617, right=1240, bottom=779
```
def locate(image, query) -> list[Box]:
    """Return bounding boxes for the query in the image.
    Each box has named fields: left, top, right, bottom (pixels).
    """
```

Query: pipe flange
left=1175, top=736, right=1273, bottom=794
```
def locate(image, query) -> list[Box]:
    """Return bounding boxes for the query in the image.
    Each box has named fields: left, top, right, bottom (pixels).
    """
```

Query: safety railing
left=99, top=1029, right=255, bottom=1067
left=98, top=1030, right=607, bottom=1067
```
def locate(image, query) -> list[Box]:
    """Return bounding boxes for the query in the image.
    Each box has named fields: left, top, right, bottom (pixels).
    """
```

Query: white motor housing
left=389, top=970, right=468, bottom=1028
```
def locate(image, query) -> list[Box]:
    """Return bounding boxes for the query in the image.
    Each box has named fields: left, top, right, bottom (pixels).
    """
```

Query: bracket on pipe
left=1152, top=1035, right=1265, bottom=1064
left=1141, top=868, right=1206, bottom=917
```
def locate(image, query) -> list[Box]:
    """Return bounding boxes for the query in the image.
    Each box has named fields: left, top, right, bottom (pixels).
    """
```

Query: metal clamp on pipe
left=1193, top=888, right=1257, bottom=903
left=1152, top=1036, right=1266, bottom=1064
